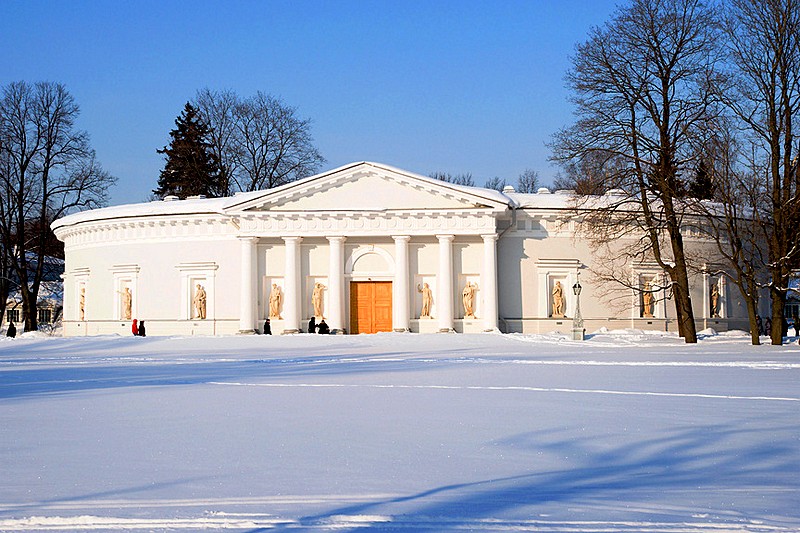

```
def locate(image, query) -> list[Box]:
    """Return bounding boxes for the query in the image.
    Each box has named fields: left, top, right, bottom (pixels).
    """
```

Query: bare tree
left=692, top=120, right=767, bottom=344
left=552, top=151, right=619, bottom=195
left=516, top=169, right=540, bottom=193
left=194, top=88, right=238, bottom=193
left=0, top=81, right=114, bottom=331
left=551, top=0, right=722, bottom=343
left=722, top=0, right=800, bottom=345
left=429, top=172, right=475, bottom=186
left=0, top=136, right=14, bottom=327
left=484, top=176, right=506, bottom=191
left=194, top=89, right=325, bottom=193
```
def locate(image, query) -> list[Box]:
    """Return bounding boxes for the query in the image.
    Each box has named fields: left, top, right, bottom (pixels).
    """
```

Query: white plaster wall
left=302, top=240, right=329, bottom=320
left=454, top=241, right=482, bottom=319
left=57, top=205, right=752, bottom=337
left=410, top=240, right=439, bottom=321
left=63, top=238, right=240, bottom=336
left=272, top=173, right=469, bottom=211
left=497, top=218, right=752, bottom=333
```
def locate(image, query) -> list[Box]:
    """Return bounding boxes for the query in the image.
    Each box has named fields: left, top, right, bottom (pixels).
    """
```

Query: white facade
left=52, top=161, right=750, bottom=336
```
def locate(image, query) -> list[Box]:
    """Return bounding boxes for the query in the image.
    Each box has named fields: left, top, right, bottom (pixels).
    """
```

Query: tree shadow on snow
left=264, top=419, right=799, bottom=532
left=0, top=345, right=478, bottom=401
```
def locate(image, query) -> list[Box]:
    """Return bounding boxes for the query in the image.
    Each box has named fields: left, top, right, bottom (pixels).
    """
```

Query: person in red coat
left=131, top=319, right=138, bottom=336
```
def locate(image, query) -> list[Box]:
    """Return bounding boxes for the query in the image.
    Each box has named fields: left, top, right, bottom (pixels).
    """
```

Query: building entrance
left=350, top=281, right=392, bottom=334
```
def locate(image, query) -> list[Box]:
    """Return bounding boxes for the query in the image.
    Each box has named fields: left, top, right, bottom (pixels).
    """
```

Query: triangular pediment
left=224, top=162, right=512, bottom=213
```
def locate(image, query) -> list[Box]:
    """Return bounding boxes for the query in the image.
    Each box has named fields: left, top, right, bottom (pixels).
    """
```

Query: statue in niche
left=710, top=282, right=720, bottom=318
left=462, top=281, right=477, bottom=318
left=312, top=282, right=326, bottom=318
left=118, top=287, right=132, bottom=320
left=551, top=281, right=564, bottom=318
left=193, top=284, right=207, bottom=319
left=642, top=281, right=655, bottom=318
left=269, top=283, right=283, bottom=319
left=418, top=283, right=433, bottom=318
left=79, top=287, right=86, bottom=321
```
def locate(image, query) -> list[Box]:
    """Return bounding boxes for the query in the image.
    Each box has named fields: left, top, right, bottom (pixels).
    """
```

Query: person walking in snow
left=137, top=320, right=146, bottom=337
left=264, top=318, right=272, bottom=335
left=131, top=319, right=138, bottom=336
left=6, top=322, right=16, bottom=338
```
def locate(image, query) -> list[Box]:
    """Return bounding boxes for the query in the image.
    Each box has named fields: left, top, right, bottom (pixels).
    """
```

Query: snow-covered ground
left=1, top=329, right=799, bottom=532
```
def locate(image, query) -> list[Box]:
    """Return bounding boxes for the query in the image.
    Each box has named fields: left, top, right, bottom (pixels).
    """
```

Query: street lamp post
left=572, top=273, right=585, bottom=341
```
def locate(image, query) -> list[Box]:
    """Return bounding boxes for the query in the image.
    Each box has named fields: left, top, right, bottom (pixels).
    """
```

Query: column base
left=393, top=328, right=410, bottom=333
left=282, top=328, right=300, bottom=334
left=438, top=328, right=456, bottom=333
left=332, top=329, right=347, bottom=335
left=237, top=329, right=256, bottom=335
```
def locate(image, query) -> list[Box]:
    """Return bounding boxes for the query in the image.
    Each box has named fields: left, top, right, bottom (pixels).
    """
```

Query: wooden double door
left=350, top=281, right=393, bottom=334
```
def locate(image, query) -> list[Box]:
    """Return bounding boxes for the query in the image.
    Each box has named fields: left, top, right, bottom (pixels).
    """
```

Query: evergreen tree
left=153, top=103, right=225, bottom=199
left=688, top=159, right=715, bottom=200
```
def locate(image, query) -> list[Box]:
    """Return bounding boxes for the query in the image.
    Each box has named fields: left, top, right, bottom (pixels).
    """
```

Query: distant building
left=4, top=259, right=63, bottom=329
left=52, top=162, right=754, bottom=336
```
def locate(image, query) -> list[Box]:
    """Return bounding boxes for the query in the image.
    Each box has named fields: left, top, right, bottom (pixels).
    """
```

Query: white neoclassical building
left=52, top=161, right=750, bottom=336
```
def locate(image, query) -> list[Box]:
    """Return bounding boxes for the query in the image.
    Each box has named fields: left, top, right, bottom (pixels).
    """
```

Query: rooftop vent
left=163, top=195, right=179, bottom=202
left=536, top=187, right=551, bottom=194
left=502, top=185, right=516, bottom=193
left=187, top=194, right=207, bottom=200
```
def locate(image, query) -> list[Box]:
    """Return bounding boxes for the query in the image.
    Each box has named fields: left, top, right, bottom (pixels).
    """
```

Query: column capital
left=481, top=233, right=499, bottom=242
left=326, top=235, right=347, bottom=243
left=391, top=235, right=411, bottom=243
left=237, top=236, right=259, bottom=243
left=282, top=236, right=304, bottom=244
left=435, top=234, right=455, bottom=242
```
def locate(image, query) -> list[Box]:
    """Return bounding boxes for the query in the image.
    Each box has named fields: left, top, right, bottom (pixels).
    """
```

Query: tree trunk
left=672, top=271, right=697, bottom=343
left=770, top=283, right=785, bottom=346
left=668, top=220, right=697, bottom=343
left=746, top=295, right=761, bottom=346
left=20, top=285, right=38, bottom=332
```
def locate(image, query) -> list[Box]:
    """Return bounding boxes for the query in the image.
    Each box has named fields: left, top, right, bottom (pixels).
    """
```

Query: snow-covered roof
left=51, top=196, right=230, bottom=230
left=52, top=162, right=518, bottom=230
left=505, top=190, right=578, bottom=210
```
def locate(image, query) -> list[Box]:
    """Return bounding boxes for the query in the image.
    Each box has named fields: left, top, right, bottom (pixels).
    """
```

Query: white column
left=393, top=235, right=411, bottom=332
left=437, top=234, right=455, bottom=332
left=327, top=236, right=346, bottom=333
left=238, top=237, right=258, bottom=334
left=283, top=236, right=303, bottom=333
left=481, top=233, right=499, bottom=331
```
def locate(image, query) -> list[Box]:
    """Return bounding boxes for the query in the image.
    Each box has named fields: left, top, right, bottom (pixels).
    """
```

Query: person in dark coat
left=308, top=316, right=316, bottom=334
left=137, top=320, right=146, bottom=337
left=131, top=319, right=138, bottom=336
left=765, top=317, right=772, bottom=337
left=6, top=322, right=16, bottom=338
left=317, top=319, right=330, bottom=334
left=264, top=318, right=271, bottom=335
left=756, top=315, right=763, bottom=336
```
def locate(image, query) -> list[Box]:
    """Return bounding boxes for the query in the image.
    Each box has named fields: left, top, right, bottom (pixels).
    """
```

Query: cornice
left=237, top=210, right=498, bottom=236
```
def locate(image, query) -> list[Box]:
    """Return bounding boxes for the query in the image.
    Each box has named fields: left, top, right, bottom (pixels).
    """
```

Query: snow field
left=1, top=330, right=799, bottom=531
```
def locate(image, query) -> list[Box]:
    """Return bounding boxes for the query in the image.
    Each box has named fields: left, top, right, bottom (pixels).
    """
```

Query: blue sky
left=1, top=0, right=619, bottom=205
